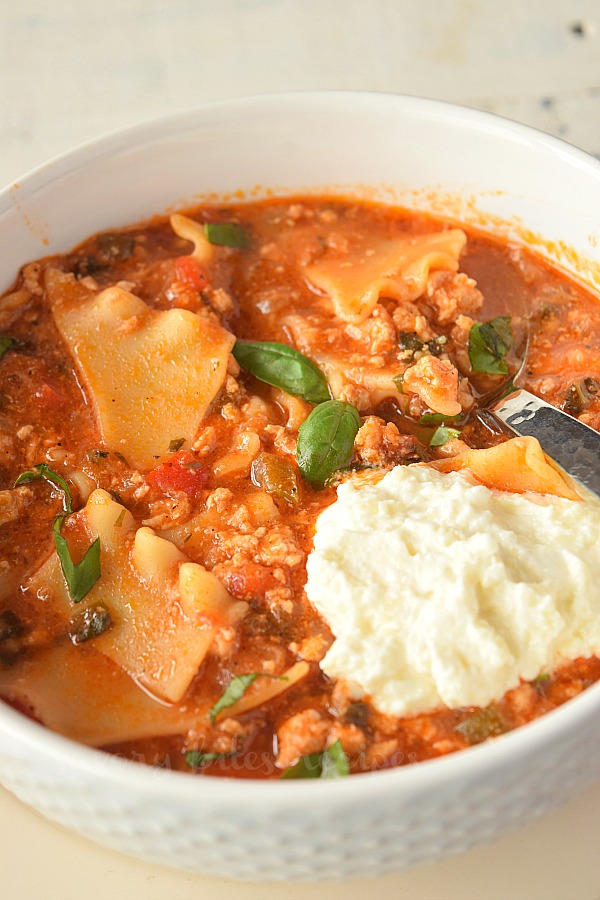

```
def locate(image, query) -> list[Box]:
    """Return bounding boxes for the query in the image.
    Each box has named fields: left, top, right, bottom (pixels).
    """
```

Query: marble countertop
left=1, top=2, right=599, bottom=897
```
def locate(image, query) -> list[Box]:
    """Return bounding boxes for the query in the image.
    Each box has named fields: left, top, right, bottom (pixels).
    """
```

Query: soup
left=0, top=197, right=599, bottom=778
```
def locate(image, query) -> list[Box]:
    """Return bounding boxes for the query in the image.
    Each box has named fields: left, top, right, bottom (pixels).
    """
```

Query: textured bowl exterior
left=1, top=93, right=600, bottom=880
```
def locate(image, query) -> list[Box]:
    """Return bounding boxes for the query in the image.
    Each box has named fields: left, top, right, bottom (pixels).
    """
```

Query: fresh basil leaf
left=296, top=400, right=360, bottom=489
left=281, top=739, right=350, bottom=780
left=53, top=516, right=101, bottom=603
left=204, top=222, right=250, bottom=249
left=419, top=412, right=461, bottom=426
left=233, top=340, right=330, bottom=405
left=281, top=752, right=324, bottom=779
left=468, top=316, right=513, bottom=375
left=168, top=437, right=186, bottom=452
left=430, top=426, right=461, bottom=447
left=69, top=605, right=112, bottom=644
left=321, top=739, right=350, bottom=779
left=0, top=336, right=16, bottom=359
left=14, top=463, right=73, bottom=513
left=185, top=750, right=237, bottom=769
left=209, top=672, right=287, bottom=724
left=210, top=673, right=259, bottom=724
left=454, top=706, right=507, bottom=745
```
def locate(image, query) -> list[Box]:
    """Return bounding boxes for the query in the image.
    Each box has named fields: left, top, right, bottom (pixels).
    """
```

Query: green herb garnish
left=168, top=437, right=186, bottom=453
left=185, top=750, right=237, bottom=769
left=14, top=464, right=101, bottom=603
left=296, top=400, right=361, bottom=489
left=430, top=426, right=461, bottom=447
left=468, top=316, right=513, bottom=375
left=14, top=464, right=73, bottom=513
left=281, top=739, right=349, bottom=779
left=209, top=672, right=286, bottom=724
left=563, top=377, right=599, bottom=416
left=398, top=331, right=448, bottom=358
left=210, top=673, right=259, bottom=724
left=0, top=336, right=16, bottom=359
left=204, top=222, right=250, bottom=249
left=419, top=412, right=461, bottom=426
left=69, top=605, right=112, bottom=644
left=53, top=516, right=101, bottom=603
left=233, top=340, right=330, bottom=405
left=454, top=707, right=507, bottom=745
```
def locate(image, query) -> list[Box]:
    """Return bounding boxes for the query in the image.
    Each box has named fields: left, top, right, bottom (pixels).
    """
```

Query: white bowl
left=1, top=92, right=600, bottom=882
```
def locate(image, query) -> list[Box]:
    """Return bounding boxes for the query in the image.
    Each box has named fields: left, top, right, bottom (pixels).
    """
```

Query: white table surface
left=1, top=2, right=600, bottom=897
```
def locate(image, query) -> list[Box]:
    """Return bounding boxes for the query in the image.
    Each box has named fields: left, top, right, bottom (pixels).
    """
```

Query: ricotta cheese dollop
left=306, top=465, right=600, bottom=717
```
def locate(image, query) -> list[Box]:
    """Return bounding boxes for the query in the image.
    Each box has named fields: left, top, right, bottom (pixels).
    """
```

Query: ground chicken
left=276, top=709, right=331, bottom=769
left=256, top=525, right=304, bottom=569
left=354, top=416, right=423, bottom=467
left=426, top=271, right=484, bottom=325
left=402, top=354, right=462, bottom=416
left=142, top=490, right=192, bottom=529
left=0, top=486, right=32, bottom=527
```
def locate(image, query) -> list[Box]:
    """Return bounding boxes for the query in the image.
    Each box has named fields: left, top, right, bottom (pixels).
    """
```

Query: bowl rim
left=2, top=89, right=599, bottom=216
left=1, top=89, right=600, bottom=804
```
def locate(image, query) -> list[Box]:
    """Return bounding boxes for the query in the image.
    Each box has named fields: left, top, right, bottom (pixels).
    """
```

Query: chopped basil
left=204, top=222, right=250, bottom=249
left=430, top=426, right=461, bottom=447
left=69, top=605, right=112, bottom=644
left=53, top=516, right=101, bottom=603
left=321, top=739, right=350, bottom=778
left=15, top=464, right=101, bottom=602
left=296, top=400, right=361, bottom=489
left=398, top=331, right=448, bottom=358
left=468, top=316, right=513, bottom=375
left=185, top=750, right=237, bottom=769
left=113, top=508, right=126, bottom=528
left=168, top=437, right=186, bottom=452
left=113, top=451, right=129, bottom=466
left=281, top=739, right=350, bottom=779
left=281, top=752, right=323, bottom=779
left=419, top=412, right=461, bottom=426
left=563, top=377, right=599, bottom=416
left=532, top=672, right=551, bottom=685
left=210, top=673, right=259, bottom=724
left=233, top=340, right=330, bottom=405
left=392, top=373, right=404, bottom=392
left=209, top=672, right=287, bottom=723
left=454, top=706, right=507, bottom=744
left=0, top=336, right=16, bottom=359
left=0, top=610, right=25, bottom=642
left=14, top=464, right=73, bottom=513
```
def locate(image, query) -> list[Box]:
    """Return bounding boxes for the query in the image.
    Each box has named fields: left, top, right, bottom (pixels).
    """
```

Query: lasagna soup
left=0, top=198, right=599, bottom=779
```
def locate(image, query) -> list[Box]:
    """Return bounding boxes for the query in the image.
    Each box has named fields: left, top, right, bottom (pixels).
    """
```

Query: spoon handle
left=488, top=389, right=600, bottom=497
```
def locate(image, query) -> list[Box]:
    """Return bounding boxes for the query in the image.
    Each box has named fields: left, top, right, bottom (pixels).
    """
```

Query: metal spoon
left=474, top=328, right=600, bottom=497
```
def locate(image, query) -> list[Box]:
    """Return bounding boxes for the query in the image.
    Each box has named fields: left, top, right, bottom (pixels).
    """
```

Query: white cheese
left=306, top=465, right=600, bottom=717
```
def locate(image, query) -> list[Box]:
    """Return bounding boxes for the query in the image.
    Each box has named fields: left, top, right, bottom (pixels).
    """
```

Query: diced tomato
left=223, top=563, right=280, bottom=600
left=147, top=451, right=209, bottom=498
left=174, top=256, right=209, bottom=291
left=35, top=383, right=67, bottom=408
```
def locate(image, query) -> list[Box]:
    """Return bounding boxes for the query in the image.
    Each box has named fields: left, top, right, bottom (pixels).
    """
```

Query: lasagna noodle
left=212, top=661, right=310, bottom=723
left=170, top=213, right=215, bottom=263
left=306, top=229, right=466, bottom=324
left=430, top=437, right=582, bottom=500
left=45, top=269, right=234, bottom=471
left=0, top=643, right=213, bottom=747
left=27, top=490, right=248, bottom=703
